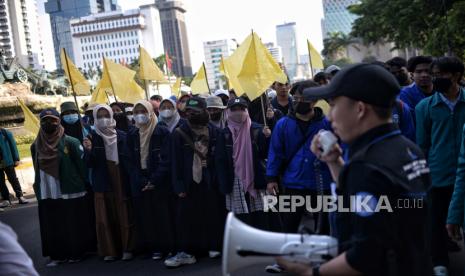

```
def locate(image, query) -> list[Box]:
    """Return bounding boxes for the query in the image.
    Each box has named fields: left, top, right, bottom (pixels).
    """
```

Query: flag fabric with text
left=307, top=40, right=324, bottom=70
left=60, top=49, right=90, bottom=96
left=139, top=46, right=166, bottom=82
left=225, top=32, right=287, bottom=101
left=190, top=63, right=209, bottom=94
left=17, top=98, right=40, bottom=135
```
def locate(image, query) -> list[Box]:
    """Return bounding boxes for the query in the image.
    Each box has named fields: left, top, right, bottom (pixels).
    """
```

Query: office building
left=203, top=39, right=236, bottom=89
left=276, top=22, right=299, bottom=81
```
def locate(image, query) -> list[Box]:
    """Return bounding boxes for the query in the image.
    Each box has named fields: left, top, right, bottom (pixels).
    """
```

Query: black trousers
left=281, top=188, right=330, bottom=235
left=0, top=166, right=23, bottom=201
left=430, top=185, right=454, bottom=267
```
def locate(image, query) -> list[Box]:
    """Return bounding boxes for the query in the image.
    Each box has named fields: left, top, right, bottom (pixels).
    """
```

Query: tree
left=322, top=32, right=356, bottom=60
left=349, top=0, right=465, bottom=59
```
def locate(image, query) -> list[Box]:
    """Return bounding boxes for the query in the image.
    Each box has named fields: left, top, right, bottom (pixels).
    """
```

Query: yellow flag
left=60, top=49, right=90, bottom=96
left=91, top=58, right=145, bottom=104
left=190, top=62, right=209, bottom=94
left=139, top=46, right=166, bottom=82
left=17, top=98, right=40, bottom=135
left=171, top=77, right=182, bottom=97
left=307, top=39, right=324, bottom=70
left=219, top=57, right=234, bottom=91
left=227, top=32, right=287, bottom=101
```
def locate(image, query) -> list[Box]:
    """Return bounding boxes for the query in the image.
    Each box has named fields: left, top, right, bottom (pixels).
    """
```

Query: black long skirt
left=38, top=195, right=96, bottom=260
left=133, top=186, right=176, bottom=254
left=175, top=181, right=227, bottom=255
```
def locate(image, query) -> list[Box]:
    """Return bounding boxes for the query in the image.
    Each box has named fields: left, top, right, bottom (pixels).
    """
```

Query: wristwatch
left=312, top=265, right=321, bottom=276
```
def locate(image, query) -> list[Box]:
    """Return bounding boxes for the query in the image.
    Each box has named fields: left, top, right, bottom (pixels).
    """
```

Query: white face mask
left=160, top=109, right=175, bottom=119
left=134, top=114, right=149, bottom=125
left=96, top=118, right=113, bottom=129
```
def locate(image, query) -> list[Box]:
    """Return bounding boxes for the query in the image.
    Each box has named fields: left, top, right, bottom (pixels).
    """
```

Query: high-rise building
left=203, top=39, right=236, bottom=90
left=155, top=0, right=192, bottom=77
left=321, top=0, right=359, bottom=39
left=276, top=22, right=299, bottom=81
left=0, top=0, right=48, bottom=69
left=265, top=42, right=282, bottom=64
left=70, top=4, right=164, bottom=70
left=45, top=0, right=118, bottom=69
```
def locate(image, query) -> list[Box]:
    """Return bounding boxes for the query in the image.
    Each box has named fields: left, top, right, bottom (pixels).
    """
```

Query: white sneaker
left=208, top=251, right=221, bottom=258
left=46, top=260, right=66, bottom=267
left=18, top=197, right=29, bottom=204
left=164, top=252, right=196, bottom=268
left=121, top=252, right=133, bottom=261
left=265, top=263, right=284, bottom=273
left=433, top=266, right=449, bottom=276
left=104, top=256, right=117, bottom=262
left=0, top=200, right=10, bottom=208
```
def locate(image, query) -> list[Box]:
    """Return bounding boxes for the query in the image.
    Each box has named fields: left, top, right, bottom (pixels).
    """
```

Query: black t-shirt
left=336, top=124, right=431, bottom=276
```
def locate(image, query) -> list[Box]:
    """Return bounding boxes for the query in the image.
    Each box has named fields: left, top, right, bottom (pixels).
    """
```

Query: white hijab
left=134, top=100, right=158, bottom=169
left=93, top=104, right=119, bottom=164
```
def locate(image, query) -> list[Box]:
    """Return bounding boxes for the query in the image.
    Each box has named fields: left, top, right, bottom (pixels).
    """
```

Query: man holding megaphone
left=277, top=64, right=431, bottom=275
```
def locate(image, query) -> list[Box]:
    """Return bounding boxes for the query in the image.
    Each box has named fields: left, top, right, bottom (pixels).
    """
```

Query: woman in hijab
left=126, top=100, right=175, bottom=260
left=165, top=96, right=220, bottom=268
left=215, top=98, right=271, bottom=228
left=60, top=102, right=88, bottom=144
left=31, top=109, right=95, bottom=267
left=83, top=105, right=135, bottom=262
left=110, top=102, right=130, bottom=132
left=158, top=98, right=184, bottom=133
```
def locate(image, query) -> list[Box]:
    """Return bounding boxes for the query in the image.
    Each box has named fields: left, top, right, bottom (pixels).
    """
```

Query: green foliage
left=350, top=0, right=465, bottom=59
left=323, top=58, right=353, bottom=68
left=15, top=134, right=36, bottom=145
left=322, top=32, right=356, bottom=60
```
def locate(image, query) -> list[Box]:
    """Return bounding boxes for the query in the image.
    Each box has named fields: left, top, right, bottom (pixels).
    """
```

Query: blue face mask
left=62, top=114, right=79, bottom=124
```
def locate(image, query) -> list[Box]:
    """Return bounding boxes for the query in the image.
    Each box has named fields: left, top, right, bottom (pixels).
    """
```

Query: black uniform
left=336, top=123, right=431, bottom=276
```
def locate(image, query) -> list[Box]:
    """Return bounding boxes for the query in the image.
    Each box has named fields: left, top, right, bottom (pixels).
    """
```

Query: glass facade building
left=321, top=0, right=359, bottom=39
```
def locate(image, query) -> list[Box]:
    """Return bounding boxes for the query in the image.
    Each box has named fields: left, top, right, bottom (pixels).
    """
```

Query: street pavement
left=1, top=202, right=464, bottom=275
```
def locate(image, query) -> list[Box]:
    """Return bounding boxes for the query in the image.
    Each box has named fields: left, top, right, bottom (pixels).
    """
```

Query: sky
left=119, top=0, right=325, bottom=71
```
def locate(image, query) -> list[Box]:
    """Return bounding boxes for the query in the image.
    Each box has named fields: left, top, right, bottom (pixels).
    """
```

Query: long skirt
left=175, top=181, right=227, bottom=255
left=38, top=195, right=96, bottom=260
left=94, top=161, right=135, bottom=257
left=132, top=186, right=176, bottom=254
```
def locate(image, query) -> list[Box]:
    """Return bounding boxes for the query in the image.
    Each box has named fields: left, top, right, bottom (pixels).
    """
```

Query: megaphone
left=222, top=212, right=338, bottom=276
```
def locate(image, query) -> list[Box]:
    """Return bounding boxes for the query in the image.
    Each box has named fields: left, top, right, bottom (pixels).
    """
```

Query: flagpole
left=62, top=48, right=80, bottom=111
left=202, top=62, right=210, bottom=94
left=307, top=40, right=314, bottom=79
left=104, top=90, right=111, bottom=104
left=103, top=58, right=118, bottom=103
left=165, top=52, right=172, bottom=93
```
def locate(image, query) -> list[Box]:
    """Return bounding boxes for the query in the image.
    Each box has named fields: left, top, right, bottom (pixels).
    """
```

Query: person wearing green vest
left=31, top=109, right=95, bottom=267
left=0, top=127, right=28, bottom=208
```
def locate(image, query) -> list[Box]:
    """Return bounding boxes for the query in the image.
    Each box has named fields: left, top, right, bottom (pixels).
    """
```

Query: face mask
left=395, top=74, right=409, bottom=86
left=96, top=118, right=113, bottom=129
left=210, top=112, right=222, bottom=122
left=113, top=112, right=126, bottom=122
left=188, top=111, right=210, bottom=126
left=41, top=122, right=58, bottom=134
left=62, top=114, right=79, bottom=124
left=229, top=111, right=247, bottom=123
left=433, top=77, right=453, bottom=94
left=134, top=114, right=149, bottom=125
left=160, top=109, right=175, bottom=119
left=295, top=102, right=312, bottom=115
left=127, top=115, right=134, bottom=122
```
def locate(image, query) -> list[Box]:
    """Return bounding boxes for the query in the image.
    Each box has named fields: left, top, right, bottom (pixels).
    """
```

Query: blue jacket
left=399, top=83, right=433, bottom=116
left=447, top=124, right=465, bottom=228
left=392, top=100, right=416, bottom=142
left=215, top=122, right=269, bottom=195
left=170, top=122, right=217, bottom=194
left=126, top=122, right=171, bottom=197
left=0, top=128, right=19, bottom=168
left=84, top=129, right=131, bottom=195
left=416, top=89, right=465, bottom=187
left=266, top=109, right=332, bottom=190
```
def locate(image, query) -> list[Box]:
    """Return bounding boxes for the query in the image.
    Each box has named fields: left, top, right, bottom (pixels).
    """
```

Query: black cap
left=40, top=108, right=60, bottom=119
left=304, top=63, right=401, bottom=108
left=227, top=97, right=248, bottom=109
left=185, top=96, right=207, bottom=111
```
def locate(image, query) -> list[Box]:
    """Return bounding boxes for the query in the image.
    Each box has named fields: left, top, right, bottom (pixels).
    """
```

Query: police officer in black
left=277, top=64, right=431, bottom=275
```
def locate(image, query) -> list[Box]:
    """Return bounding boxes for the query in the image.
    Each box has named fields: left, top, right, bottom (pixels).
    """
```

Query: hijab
left=35, top=116, right=65, bottom=179
left=159, top=98, right=181, bottom=133
left=134, top=100, right=158, bottom=169
left=226, top=108, right=256, bottom=198
left=93, top=104, right=119, bottom=164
